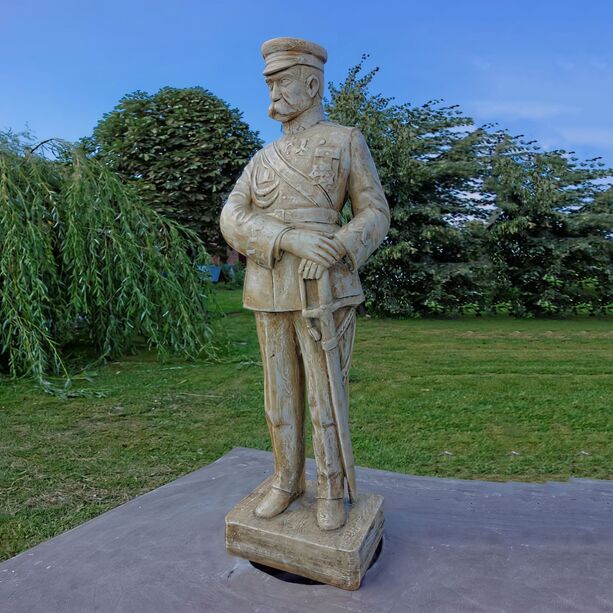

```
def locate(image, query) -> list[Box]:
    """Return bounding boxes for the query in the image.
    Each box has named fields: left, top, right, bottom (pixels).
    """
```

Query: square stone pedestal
left=225, top=476, right=384, bottom=590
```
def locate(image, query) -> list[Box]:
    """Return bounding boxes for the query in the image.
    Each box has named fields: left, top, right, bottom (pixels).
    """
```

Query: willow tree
left=0, top=133, right=224, bottom=391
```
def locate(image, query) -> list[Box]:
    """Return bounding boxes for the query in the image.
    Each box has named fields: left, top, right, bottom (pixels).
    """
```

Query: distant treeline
left=326, top=59, right=612, bottom=317
left=85, top=61, right=612, bottom=318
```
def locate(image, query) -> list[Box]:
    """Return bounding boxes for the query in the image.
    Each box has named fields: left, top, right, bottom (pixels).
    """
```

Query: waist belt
left=267, top=208, right=340, bottom=225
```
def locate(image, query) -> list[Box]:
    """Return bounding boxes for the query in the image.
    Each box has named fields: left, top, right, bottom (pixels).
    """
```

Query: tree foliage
left=326, top=58, right=612, bottom=317
left=0, top=133, right=224, bottom=391
left=87, top=87, right=262, bottom=255
left=485, top=135, right=613, bottom=315
left=326, top=58, right=494, bottom=316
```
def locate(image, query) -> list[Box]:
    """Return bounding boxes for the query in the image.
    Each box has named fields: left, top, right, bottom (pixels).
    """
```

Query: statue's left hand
left=299, top=235, right=346, bottom=279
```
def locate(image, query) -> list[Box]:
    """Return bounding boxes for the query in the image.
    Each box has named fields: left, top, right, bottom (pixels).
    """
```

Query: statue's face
left=265, top=65, right=320, bottom=123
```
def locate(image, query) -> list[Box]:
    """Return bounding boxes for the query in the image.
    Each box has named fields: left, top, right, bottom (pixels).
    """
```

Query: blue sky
left=2, top=0, right=612, bottom=164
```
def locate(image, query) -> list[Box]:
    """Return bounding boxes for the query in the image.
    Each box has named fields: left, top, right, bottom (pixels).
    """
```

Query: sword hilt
left=299, top=272, right=321, bottom=341
left=300, top=271, right=336, bottom=344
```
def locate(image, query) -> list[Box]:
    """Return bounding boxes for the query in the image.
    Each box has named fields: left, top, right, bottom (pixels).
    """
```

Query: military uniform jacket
left=220, top=120, right=390, bottom=312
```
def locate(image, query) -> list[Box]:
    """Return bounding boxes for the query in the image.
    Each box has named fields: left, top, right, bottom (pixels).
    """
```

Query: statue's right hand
left=279, top=229, right=344, bottom=267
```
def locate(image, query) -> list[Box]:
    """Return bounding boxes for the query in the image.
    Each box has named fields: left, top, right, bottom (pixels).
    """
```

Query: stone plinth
left=225, top=477, right=383, bottom=590
left=1, top=447, right=612, bottom=612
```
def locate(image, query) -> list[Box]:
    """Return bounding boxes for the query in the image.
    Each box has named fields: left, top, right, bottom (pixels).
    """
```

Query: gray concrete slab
left=0, top=447, right=611, bottom=612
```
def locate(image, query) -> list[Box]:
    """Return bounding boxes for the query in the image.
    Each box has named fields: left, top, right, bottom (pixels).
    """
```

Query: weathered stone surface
left=1, top=448, right=612, bottom=612
left=219, top=37, right=391, bottom=535
left=226, top=477, right=383, bottom=589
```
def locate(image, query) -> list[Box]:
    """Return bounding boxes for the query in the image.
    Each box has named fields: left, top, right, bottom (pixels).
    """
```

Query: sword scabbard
left=299, top=270, right=358, bottom=503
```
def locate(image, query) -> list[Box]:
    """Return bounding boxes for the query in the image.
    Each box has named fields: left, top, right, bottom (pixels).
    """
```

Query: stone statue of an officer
left=220, top=37, right=389, bottom=532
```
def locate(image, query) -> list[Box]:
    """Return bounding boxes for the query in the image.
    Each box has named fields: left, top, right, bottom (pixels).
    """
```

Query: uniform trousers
left=254, top=306, right=356, bottom=500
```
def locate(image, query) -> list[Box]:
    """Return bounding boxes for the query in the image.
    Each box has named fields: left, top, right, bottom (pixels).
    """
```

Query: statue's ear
left=306, top=74, right=320, bottom=99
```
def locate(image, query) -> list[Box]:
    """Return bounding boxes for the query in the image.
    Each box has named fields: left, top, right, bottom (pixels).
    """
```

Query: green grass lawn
left=1, top=288, right=611, bottom=561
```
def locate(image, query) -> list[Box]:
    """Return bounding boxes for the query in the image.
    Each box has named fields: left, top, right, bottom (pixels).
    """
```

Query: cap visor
left=263, top=58, right=300, bottom=76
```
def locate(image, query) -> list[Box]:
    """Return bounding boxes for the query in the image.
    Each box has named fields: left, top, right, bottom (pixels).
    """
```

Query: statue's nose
left=271, top=82, right=282, bottom=101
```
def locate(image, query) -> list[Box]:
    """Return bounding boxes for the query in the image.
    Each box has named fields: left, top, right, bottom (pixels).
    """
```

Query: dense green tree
left=87, top=87, right=262, bottom=255
left=484, top=135, right=612, bottom=315
left=326, top=58, right=612, bottom=317
left=0, top=133, right=224, bottom=391
left=326, top=58, right=493, bottom=316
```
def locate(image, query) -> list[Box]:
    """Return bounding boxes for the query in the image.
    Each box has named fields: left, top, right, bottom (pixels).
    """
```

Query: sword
left=299, top=270, right=357, bottom=503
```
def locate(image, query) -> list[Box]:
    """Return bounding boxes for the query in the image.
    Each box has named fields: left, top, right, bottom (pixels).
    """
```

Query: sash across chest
left=262, top=143, right=334, bottom=209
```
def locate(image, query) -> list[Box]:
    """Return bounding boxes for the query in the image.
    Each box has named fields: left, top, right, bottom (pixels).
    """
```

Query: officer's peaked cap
left=262, top=37, right=327, bottom=76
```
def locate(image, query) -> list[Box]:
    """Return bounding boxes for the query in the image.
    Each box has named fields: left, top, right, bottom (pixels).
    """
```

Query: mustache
left=270, top=96, right=297, bottom=110
left=268, top=99, right=299, bottom=118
